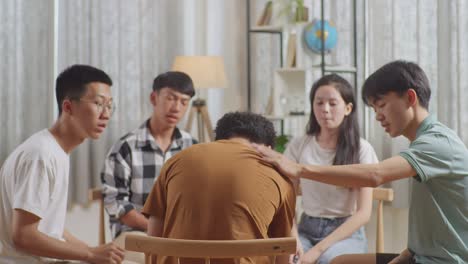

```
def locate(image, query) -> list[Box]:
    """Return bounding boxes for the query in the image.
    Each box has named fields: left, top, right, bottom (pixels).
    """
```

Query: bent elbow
left=368, top=171, right=383, bottom=187
left=368, top=179, right=380, bottom=188
left=12, top=230, right=30, bottom=250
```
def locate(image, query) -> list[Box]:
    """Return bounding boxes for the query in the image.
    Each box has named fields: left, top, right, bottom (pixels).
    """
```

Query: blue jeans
left=298, top=213, right=368, bottom=264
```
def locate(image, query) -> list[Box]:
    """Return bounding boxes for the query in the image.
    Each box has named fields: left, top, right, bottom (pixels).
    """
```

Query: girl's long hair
left=306, top=74, right=360, bottom=165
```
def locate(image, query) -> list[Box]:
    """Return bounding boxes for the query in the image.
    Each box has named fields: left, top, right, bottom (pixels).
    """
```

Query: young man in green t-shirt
left=254, top=60, right=468, bottom=264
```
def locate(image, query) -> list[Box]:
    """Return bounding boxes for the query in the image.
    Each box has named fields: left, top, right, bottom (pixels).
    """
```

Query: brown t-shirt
left=142, top=140, right=296, bottom=264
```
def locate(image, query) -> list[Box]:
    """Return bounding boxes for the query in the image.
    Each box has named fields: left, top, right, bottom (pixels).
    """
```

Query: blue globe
left=303, top=19, right=338, bottom=54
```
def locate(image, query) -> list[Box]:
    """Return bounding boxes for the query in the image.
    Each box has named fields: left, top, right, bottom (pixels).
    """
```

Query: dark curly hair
left=214, top=111, right=276, bottom=147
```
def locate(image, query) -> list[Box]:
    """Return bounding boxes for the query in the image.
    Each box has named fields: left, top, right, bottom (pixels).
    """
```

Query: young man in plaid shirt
left=101, top=71, right=197, bottom=263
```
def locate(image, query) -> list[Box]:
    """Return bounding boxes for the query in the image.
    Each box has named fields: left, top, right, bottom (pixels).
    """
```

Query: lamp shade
left=171, top=56, right=227, bottom=89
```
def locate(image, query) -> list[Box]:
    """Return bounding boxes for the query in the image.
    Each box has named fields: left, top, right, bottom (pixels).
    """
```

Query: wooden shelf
left=249, top=25, right=282, bottom=33
left=246, top=0, right=360, bottom=128
left=265, top=114, right=308, bottom=119
left=276, top=67, right=307, bottom=73
left=265, top=114, right=309, bottom=138
left=312, top=65, right=357, bottom=73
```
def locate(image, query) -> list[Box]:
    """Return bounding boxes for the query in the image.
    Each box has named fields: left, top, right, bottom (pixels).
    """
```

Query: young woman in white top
left=285, top=74, right=378, bottom=264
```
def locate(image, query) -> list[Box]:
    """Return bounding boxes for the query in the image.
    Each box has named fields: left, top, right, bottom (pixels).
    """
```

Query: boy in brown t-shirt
left=142, top=112, right=296, bottom=264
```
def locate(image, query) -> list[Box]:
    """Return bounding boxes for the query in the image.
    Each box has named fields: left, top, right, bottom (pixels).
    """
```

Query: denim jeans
left=298, top=213, right=368, bottom=264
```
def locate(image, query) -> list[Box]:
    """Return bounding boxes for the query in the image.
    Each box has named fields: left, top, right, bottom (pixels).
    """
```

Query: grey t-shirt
left=400, top=115, right=468, bottom=263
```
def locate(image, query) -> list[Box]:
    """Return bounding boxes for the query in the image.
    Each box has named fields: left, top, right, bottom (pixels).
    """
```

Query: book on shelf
left=286, top=33, right=296, bottom=68
left=256, top=1, right=273, bottom=26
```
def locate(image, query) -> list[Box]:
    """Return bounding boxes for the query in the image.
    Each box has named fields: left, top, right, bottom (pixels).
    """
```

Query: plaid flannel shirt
left=101, top=119, right=196, bottom=238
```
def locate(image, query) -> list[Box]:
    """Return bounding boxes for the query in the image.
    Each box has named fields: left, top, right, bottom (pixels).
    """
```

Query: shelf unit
left=318, top=0, right=358, bottom=92
left=246, top=0, right=284, bottom=111
left=246, top=0, right=361, bottom=137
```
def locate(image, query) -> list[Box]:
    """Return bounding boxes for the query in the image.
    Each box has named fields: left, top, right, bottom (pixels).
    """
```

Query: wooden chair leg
left=376, top=200, right=384, bottom=253
left=99, top=198, right=105, bottom=245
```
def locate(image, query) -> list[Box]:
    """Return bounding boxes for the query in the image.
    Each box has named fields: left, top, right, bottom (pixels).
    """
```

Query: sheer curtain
left=4, top=0, right=467, bottom=207
left=249, top=0, right=468, bottom=208
left=57, top=0, right=188, bottom=204
left=58, top=0, right=247, bottom=204
left=1, top=0, right=247, bottom=204
left=0, top=0, right=55, bottom=166
left=365, top=0, right=468, bottom=207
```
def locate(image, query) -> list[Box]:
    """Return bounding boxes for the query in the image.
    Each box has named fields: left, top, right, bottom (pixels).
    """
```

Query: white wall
left=66, top=203, right=112, bottom=246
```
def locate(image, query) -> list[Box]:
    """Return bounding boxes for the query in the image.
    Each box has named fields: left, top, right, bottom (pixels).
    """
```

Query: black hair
left=362, top=60, right=431, bottom=109
left=307, top=74, right=360, bottom=165
left=55, top=64, right=112, bottom=115
left=215, top=111, right=276, bottom=148
left=152, top=71, right=195, bottom=97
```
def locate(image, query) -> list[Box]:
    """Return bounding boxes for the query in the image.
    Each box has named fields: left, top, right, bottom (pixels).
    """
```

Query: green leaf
left=274, top=135, right=290, bottom=153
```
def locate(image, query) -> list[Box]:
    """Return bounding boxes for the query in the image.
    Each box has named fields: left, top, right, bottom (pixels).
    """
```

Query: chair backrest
left=88, top=187, right=106, bottom=245
left=125, top=234, right=296, bottom=264
left=372, top=187, right=394, bottom=253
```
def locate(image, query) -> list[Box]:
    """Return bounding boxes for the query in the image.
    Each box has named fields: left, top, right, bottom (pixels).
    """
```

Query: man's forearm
left=148, top=215, right=164, bottom=264
left=299, top=163, right=380, bottom=187
left=253, top=144, right=416, bottom=188
left=63, top=230, right=89, bottom=249
left=120, top=209, right=149, bottom=231
left=14, top=229, right=91, bottom=262
left=147, top=216, right=164, bottom=237
left=299, top=156, right=416, bottom=188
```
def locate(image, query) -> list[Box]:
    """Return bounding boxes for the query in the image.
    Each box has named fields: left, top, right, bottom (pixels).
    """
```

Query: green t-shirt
left=399, top=115, right=468, bottom=263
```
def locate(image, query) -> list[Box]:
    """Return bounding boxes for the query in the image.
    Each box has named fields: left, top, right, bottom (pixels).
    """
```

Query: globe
left=303, top=19, right=338, bottom=54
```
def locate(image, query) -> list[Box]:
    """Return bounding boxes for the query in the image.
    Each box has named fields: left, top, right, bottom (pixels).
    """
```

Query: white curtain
left=58, top=0, right=247, bottom=204
left=365, top=0, right=468, bottom=207
left=0, top=1, right=55, bottom=166
left=250, top=0, right=468, bottom=207
left=57, top=0, right=188, bottom=204
left=1, top=0, right=247, bottom=204
left=4, top=0, right=467, bottom=206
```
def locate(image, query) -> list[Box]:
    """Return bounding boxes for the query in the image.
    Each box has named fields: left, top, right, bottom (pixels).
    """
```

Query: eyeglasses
left=72, top=97, right=116, bottom=115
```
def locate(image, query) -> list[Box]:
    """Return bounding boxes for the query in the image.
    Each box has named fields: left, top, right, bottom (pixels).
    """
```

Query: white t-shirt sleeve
left=284, top=136, right=304, bottom=162
left=12, top=156, right=54, bottom=219
left=359, top=139, right=379, bottom=164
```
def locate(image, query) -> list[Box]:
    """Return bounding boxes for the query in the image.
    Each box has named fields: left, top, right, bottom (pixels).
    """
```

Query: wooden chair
left=125, top=234, right=296, bottom=264
left=88, top=187, right=106, bottom=245
left=372, top=187, right=394, bottom=253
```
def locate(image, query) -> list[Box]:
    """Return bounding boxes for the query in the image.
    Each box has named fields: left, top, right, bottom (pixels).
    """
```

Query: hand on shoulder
left=251, top=143, right=302, bottom=180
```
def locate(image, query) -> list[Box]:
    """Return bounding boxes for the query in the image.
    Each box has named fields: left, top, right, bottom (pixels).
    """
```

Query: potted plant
left=274, top=134, right=290, bottom=153
left=277, top=0, right=309, bottom=23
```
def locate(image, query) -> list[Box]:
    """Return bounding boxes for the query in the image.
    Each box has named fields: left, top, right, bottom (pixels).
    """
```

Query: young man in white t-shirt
left=0, top=65, right=125, bottom=264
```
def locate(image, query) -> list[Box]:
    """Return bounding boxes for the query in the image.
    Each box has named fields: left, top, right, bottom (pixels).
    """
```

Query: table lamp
left=172, top=56, right=227, bottom=142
